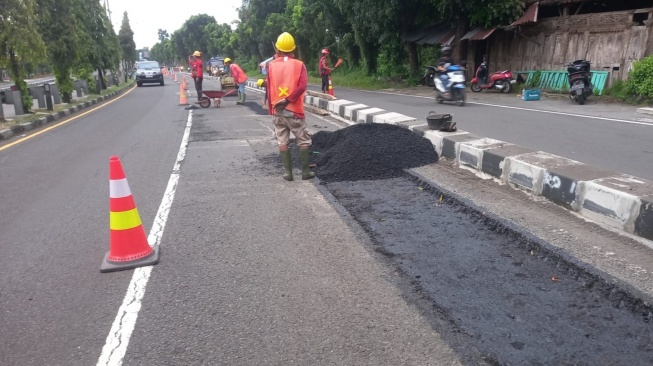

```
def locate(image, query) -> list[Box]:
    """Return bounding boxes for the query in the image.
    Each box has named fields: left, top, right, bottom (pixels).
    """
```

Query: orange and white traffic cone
left=328, top=77, right=335, bottom=97
left=100, top=156, right=160, bottom=273
left=182, top=76, right=188, bottom=91
left=178, top=83, right=189, bottom=105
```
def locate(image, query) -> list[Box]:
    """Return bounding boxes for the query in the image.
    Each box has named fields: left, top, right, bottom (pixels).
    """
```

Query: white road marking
left=332, top=88, right=653, bottom=127
left=96, top=110, right=194, bottom=366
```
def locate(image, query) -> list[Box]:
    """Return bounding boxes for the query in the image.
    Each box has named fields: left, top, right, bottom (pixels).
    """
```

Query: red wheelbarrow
left=197, top=89, right=237, bottom=108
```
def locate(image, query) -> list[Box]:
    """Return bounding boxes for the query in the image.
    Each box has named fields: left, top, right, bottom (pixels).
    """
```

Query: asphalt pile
left=311, top=123, right=438, bottom=183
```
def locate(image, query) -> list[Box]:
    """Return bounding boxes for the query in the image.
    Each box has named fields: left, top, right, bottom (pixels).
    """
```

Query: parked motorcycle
left=423, top=65, right=438, bottom=88
left=566, top=60, right=593, bottom=105
left=434, top=65, right=466, bottom=106
left=470, top=62, right=515, bottom=93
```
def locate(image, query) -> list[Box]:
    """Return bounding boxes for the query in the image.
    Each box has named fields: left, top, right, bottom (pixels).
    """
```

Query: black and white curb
left=247, top=80, right=653, bottom=244
left=0, top=83, right=135, bottom=141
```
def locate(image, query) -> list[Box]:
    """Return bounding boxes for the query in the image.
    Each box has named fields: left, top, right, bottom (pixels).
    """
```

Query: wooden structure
left=465, top=0, right=653, bottom=85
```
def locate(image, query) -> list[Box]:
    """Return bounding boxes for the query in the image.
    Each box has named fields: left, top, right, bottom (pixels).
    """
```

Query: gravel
left=310, top=123, right=438, bottom=183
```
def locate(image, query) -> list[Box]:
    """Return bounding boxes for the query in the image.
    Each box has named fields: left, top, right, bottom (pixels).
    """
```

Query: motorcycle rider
left=436, top=46, right=456, bottom=98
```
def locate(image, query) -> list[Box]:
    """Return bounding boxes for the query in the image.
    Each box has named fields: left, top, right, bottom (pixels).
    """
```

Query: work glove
left=274, top=98, right=290, bottom=113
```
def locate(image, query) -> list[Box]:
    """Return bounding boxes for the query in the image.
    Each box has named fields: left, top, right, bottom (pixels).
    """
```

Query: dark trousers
left=321, top=74, right=329, bottom=93
left=194, top=77, right=203, bottom=99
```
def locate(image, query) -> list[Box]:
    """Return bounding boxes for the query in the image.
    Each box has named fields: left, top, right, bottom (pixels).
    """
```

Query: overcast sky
left=107, top=0, right=240, bottom=49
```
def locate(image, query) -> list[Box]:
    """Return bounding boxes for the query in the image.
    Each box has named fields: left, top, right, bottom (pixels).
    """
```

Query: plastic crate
left=522, top=89, right=541, bottom=101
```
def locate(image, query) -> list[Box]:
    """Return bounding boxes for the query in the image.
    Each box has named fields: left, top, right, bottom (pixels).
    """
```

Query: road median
left=246, top=79, right=653, bottom=245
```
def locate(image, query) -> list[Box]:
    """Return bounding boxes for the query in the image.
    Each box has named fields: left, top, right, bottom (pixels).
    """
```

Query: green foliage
left=119, top=12, right=137, bottom=69
left=625, top=56, right=653, bottom=98
left=526, top=70, right=542, bottom=88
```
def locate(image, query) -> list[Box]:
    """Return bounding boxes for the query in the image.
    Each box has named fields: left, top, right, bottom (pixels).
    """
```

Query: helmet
left=321, top=48, right=330, bottom=54
left=441, top=46, right=452, bottom=56
left=276, top=32, right=296, bottom=53
left=257, top=79, right=265, bottom=87
left=193, top=51, right=201, bottom=57
left=224, top=57, right=232, bottom=64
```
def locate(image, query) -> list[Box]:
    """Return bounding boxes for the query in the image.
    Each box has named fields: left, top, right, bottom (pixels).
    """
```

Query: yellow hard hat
left=224, top=57, right=232, bottom=64
left=193, top=51, right=201, bottom=57
left=275, top=32, right=296, bottom=53
left=257, top=79, right=265, bottom=87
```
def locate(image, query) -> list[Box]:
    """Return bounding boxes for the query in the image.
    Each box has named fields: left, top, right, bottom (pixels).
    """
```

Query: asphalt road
left=2, top=76, right=651, bottom=365
left=306, top=84, right=653, bottom=180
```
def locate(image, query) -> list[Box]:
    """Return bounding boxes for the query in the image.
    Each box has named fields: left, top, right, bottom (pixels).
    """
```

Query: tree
left=74, top=0, right=121, bottom=89
left=119, top=12, right=136, bottom=72
left=158, top=29, right=169, bottom=42
left=36, top=0, right=79, bottom=103
left=0, top=0, right=47, bottom=111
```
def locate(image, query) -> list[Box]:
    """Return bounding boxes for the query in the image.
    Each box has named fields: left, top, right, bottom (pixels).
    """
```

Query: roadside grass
left=0, top=80, right=135, bottom=131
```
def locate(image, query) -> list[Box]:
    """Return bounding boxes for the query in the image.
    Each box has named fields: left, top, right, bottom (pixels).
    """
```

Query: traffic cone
left=328, top=77, right=335, bottom=97
left=182, top=76, right=188, bottom=90
left=101, top=156, right=159, bottom=273
left=174, top=73, right=178, bottom=83
left=178, top=83, right=188, bottom=105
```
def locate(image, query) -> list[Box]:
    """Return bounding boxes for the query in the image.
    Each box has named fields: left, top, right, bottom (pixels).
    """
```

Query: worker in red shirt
left=266, top=32, right=313, bottom=181
left=188, top=51, right=204, bottom=101
left=224, top=58, right=248, bottom=105
left=319, top=48, right=332, bottom=94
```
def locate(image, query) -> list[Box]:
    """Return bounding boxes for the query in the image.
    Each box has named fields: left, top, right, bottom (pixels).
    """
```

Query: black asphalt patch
left=310, top=123, right=438, bottom=183
left=324, top=175, right=653, bottom=365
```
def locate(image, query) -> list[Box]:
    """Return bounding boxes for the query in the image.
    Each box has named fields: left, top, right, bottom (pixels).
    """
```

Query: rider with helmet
left=436, top=46, right=456, bottom=96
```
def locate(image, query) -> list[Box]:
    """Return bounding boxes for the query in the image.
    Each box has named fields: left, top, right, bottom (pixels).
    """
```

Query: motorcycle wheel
left=457, top=90, right=465, bottom=107
left=470, top=82, right=482, bottom=92
left=425, top=72, right=435, bottom=88
left=577, top=93, right=585, bottom=105
left=501, top=81, right=512, bottom=94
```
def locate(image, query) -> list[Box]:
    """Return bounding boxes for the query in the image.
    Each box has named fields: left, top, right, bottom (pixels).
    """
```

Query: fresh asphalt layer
left=2, top=75, right=652, bottom=365
left=306, top=84, right=653, bottom=181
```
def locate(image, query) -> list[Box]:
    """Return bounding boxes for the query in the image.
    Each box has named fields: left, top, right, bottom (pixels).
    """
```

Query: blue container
left=522, top=89, right=541, bottom=101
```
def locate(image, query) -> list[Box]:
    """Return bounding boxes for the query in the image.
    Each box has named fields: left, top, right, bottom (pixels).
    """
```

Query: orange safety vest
left=229, top=63, right=248, bottom=84
left=268, top=57, right=305, bottom=115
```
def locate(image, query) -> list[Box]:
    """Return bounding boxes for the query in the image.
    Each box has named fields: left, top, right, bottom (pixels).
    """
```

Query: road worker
left=319, top=48, right=333, bottom=94
left=188, top=51, right=204, bottom=101
left=265, top=32, right=314, bottom=181
left=224, top=58, right=248, bottom=105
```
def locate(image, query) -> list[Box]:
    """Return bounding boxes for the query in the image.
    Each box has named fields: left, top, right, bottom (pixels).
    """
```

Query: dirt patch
left=310, top=123, right=438, bottom=183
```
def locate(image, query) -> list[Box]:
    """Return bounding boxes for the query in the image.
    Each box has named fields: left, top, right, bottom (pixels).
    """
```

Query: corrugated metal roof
left=461, top=28, right=496, bottom=41
left=512, top=1, right=539, bottom=26
left=408, top=25, right=456, bottom=45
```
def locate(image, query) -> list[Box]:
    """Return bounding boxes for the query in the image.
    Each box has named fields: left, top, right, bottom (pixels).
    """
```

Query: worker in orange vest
left=224, top=58, right=248, bottom=105
left=319, top=48, right=333, bottom=94
left=266, top=32, right=314, bottom=181
left=188, top=51, right=204, bottom=101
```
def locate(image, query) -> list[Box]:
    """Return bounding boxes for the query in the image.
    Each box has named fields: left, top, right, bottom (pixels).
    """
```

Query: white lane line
left=326, top=88, right=653, bottom=127
left=96, top=110, right=194, bottom=366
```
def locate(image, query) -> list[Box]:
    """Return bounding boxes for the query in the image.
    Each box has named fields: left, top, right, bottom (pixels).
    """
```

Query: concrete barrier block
left=356, top=108, right=385, bottom=124
left=635, top=197, right=653, bottom=241
left=343, top=104, right=368, bottom=121
left=441, top=133, right=481, bottom=160
left=422, top=130, right=469, bottom=157
left=0, top=128, right=14, bottom=140
left=458, top=138, right=509, bottom=171
left=540, top=164, right=615, bottom=210
left=504, top=152, right=582, bottom=195
left=327, top=99, right=356, bottom=116
left=481, top=145, right=535, bottom=179
left=372, top=112, right=417, bottom=125
left=578, top=179, right=641, bottom=233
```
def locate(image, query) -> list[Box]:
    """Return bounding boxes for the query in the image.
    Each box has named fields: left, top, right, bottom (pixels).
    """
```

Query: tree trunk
left=407, top=42, right=419, bottom=75
left=454, top=17, right=469, bottom=65
left=98, top=68, right=106, bottom=89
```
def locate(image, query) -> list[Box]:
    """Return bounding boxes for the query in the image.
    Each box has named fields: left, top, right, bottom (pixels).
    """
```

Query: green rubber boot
left=280, top=150, right=293, bottom=181
left=299, top=148, right=315, bottom=180
left=236, top=91, right=243, bottom=105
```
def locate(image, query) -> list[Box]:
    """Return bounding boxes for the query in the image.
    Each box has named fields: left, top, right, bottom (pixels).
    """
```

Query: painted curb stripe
left=110, top=208, right=143, bottom=231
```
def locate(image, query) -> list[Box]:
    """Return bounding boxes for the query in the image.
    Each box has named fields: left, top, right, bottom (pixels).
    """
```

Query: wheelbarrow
left=197, top=89, right=237, bottom=108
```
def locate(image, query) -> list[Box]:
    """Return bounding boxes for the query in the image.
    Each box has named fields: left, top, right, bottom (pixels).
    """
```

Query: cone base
left=100, top=244, right=160, bottom=273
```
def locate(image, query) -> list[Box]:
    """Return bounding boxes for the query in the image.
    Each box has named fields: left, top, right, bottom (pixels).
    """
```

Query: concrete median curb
left=0, top=82, right=135, bottom=142
left=247, top=79, right=653, bottom=244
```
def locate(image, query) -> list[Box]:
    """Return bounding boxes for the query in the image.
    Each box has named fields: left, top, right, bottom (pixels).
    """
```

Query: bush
left=526, top=70, right=542, bottom=88
left=625, top=56, right=653, bottom=98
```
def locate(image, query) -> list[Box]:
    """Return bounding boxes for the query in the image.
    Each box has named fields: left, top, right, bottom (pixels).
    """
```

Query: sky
left=106, top=0, right=240, bottom=49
